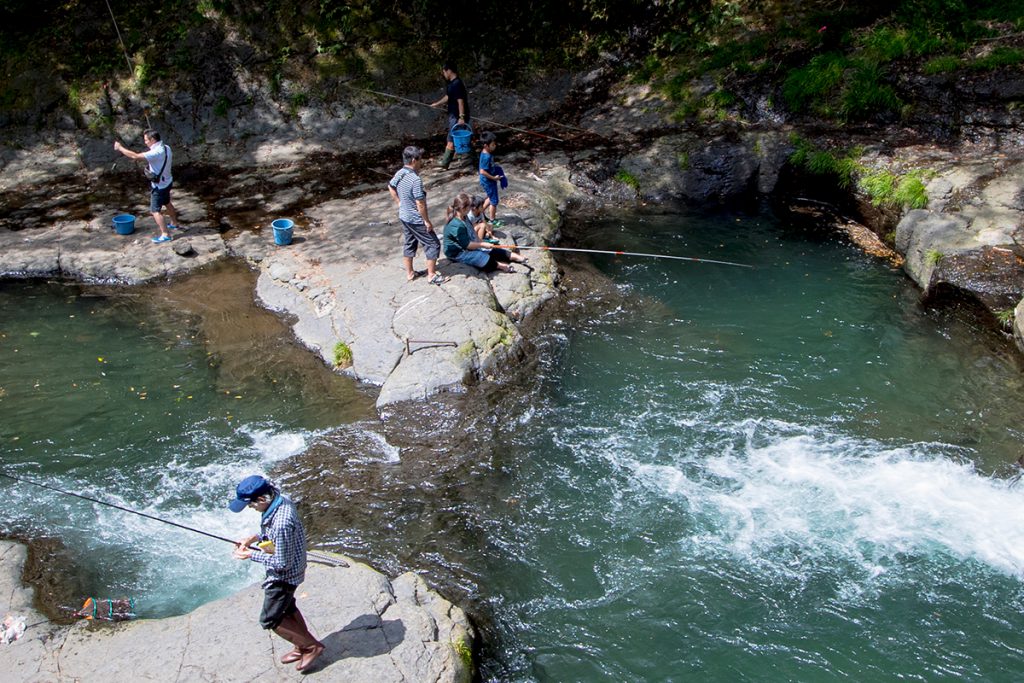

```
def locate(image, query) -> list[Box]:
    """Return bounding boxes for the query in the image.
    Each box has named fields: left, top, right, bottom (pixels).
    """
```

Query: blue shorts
left=150, top=184, right=172, bottom=212
left=480, top=177, right=499, bottom=207
left=401, top=220, right=441, bottom=260
left=455, top=249, right=491, bottom=269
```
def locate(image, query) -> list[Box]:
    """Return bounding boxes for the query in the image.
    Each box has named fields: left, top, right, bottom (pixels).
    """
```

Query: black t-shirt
left=446, top=77, right=470, bottom=119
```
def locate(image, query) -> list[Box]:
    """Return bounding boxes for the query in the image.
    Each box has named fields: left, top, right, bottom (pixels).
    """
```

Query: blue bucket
left=272, top=218, right=294, bottom=246
left=451, top=123, right=472, bottom=154
left=112, top=214, right=135, bottom=235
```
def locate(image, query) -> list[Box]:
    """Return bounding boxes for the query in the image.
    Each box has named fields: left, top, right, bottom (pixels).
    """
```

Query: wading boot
left=438, top=148, right=454, bottom=170
left=273, top=610, right=323, bottom=669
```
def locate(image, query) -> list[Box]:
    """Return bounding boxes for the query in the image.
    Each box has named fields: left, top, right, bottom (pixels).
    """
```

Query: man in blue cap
left=230, top=475, right=324, bottom=672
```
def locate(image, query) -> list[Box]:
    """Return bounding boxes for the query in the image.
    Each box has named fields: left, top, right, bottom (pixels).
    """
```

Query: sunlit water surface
left=474, top=207, right=1024, bottom=681
left=3, top=210, right=1024, bottom=682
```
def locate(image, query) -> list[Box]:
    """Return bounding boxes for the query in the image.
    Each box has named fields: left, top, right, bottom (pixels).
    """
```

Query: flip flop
left=428, top=273, right=449, bottom=285
left=408, top=269, right=427, bottom=281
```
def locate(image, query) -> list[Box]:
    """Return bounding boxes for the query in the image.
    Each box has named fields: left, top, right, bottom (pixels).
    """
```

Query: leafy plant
left=923, top=55, right=962, bottom=74
left=332, top=341, right=352, bottom=368
left=925, top=249, right=944, bottom=265
left=789, top=136, right=862, bottom=189
left=970, top=46, right=1024, bottom=70
left=996, top=308, right=1015, bottom=329
left=859, top=169, right=930, bottom=208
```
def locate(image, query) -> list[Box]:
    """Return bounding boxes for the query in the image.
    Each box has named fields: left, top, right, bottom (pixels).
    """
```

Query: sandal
left=506, top=266, right=517, bottom=274
left=428, top=273, right=449, bottom=285
left=408, top=269, right=427, bottom=281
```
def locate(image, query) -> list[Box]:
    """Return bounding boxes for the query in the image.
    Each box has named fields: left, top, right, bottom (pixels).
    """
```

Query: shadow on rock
left=311, top=616, right=406, bottom=673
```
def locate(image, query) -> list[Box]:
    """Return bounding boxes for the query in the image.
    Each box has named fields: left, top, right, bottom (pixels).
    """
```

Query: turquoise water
left=3, top=210, right=1024, bottom=681
left=0, top=264, right=374, bottom=616
left=475, top=208, right=1024, bottom=680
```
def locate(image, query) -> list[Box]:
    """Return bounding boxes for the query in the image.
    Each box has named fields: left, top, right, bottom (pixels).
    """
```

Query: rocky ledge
left=0, top=155, right=575, bottom=408
left=0, top=540, right=473, bottom=682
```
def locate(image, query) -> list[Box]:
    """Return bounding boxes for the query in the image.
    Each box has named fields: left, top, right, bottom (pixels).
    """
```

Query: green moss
left=456, top=341, right=475, bottom=360
left=677, top=152, right=690, bottom=170
left=615, top=169, right=640, bottom=191
left=332, top=341, right=352, bottom=368
left=925, top=249, right=944, bottom=266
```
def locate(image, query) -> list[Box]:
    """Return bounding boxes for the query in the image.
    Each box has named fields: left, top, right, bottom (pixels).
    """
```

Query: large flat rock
left=253, top=165, right=576, bottom=408
left=0, top=541, right=473, bottom=682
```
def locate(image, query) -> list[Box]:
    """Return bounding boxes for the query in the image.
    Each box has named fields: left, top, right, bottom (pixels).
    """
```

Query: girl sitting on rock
left=443, top=193, right=527, bottom=274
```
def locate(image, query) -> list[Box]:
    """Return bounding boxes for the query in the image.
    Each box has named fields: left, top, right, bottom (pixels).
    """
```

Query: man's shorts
left=447, top=114, right=470, bottom=142
left=401, top=220, right=441, bottom=260
left=150, top=183, right=172, bottom=212
left=259, top=580, right=298, bottom=630
left=479, top=177, right=499, bottom=207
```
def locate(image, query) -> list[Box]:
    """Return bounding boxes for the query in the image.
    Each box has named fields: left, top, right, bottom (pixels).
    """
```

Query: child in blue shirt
left=478, top=132, right=505, bottom=226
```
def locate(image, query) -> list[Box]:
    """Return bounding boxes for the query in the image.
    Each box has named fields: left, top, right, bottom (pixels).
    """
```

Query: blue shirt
left=249, top=494, right=307, bottom=587
left=479, top=151, right=495, bottom=180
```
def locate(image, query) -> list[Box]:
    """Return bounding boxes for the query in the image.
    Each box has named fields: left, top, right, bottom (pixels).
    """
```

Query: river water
left=2, top=206, right=1024, bottom=680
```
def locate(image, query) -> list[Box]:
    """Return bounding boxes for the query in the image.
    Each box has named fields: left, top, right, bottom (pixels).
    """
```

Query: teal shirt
left=443, top=217, right=473, bottom=259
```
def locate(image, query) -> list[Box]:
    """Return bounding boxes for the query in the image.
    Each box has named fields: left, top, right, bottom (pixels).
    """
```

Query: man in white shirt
left=114, top=129, right=181, bottom=243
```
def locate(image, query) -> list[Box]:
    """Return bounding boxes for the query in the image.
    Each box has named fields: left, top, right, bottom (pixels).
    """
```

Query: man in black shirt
left=431, top=63, right=471, bottom=170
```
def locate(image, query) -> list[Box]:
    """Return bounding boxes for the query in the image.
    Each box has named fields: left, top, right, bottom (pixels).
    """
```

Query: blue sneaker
left=152, top=235, right=172, bottom=243
left=168, top=224, right=184, bottom=231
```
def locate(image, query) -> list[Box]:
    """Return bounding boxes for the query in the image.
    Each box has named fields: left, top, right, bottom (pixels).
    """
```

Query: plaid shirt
left=250, top=494, right=307, bottom=587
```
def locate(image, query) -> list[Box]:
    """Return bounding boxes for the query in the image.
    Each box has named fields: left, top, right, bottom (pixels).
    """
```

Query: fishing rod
left=104, top=0, right=151, bottom=128
left=342, top=83, right=565, bottom=142
left=0, top=471, right=347, bottom=567
left=489, top=244, right=755, bottom=269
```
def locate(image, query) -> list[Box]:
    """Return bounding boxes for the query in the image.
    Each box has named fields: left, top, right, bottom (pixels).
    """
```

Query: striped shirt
left=249, top=494, right=307, bottom=587
left=389, top=166, right=426, bottom=224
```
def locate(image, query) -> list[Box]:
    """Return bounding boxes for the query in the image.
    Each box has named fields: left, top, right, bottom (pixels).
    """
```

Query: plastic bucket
left=450, top=123, right=472, bottom=154
left=112, top=214, right=135, bottom=235
left=271, top=218, right=294, bottom=246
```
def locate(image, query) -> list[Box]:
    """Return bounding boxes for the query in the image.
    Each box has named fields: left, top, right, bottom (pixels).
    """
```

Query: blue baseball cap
left=228, top=475, right=274, bottom=512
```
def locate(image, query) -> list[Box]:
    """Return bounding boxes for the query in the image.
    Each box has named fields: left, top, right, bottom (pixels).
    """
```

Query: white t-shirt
left=142, top=142, right=173, bottom=189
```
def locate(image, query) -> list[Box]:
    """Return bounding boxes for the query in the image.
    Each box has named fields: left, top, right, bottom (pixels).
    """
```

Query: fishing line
left=0, top=471, right=347, bottom=567
left=103, top=0, right=152, bottom=128
left=342, top=83, right=565, bottom=142
left=489, top=244, right=754, bottom=268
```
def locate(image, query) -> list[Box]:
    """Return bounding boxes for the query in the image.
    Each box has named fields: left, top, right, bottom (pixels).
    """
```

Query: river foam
left=631, top=419, right=1024, bottom=581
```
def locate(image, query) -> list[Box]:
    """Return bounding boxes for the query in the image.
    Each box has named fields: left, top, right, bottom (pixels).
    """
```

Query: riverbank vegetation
left=1, top=1, right=1022, bottom=124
